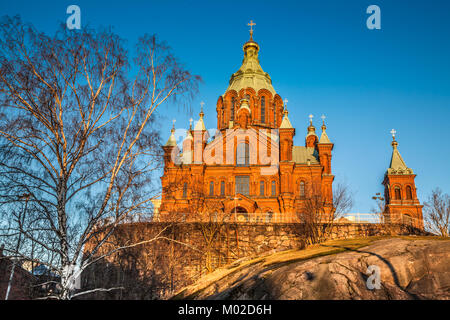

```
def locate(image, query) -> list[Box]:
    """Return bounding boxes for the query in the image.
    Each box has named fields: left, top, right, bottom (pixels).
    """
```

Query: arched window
left=209, top=181, right=214, bottom=196
left=260, top=181, right=265, bottom=196
left=231, top=97, right=235, bottom=122
left=406, top=186, right=412, bottom=200
left=220, top=181, right=225, bottom=196
left=261, top=96, right=266, bottom=123
left=271, top=181, right=276, bottom=196
left=236, top=143, right=250, bottom=166
left=182, top=183, right=187, bottom=198
left=394, top=187, right=402, bottom=200
left=299, top=181, right=305, bottom=198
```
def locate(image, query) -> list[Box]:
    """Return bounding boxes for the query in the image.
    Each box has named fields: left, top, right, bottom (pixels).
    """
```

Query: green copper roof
left=387, top=140, right=413, bottom=174
left=279, top=111, right=293, bottom=129
left=165, top=132, right=177, bottom=147
left=292, top=146, right=319, bottom=164
left=225, top=39, right=276, bottom=96
left=319, top=127, right=331, bottom=143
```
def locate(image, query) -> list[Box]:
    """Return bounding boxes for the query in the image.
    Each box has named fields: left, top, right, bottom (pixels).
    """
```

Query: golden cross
left=390, top=129, right=397, bottom=140
left=248, top=20, right=256, bottom=39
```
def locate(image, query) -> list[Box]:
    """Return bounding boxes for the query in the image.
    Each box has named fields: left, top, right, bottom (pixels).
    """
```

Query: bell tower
left=382, top=129, right=423, bottom=229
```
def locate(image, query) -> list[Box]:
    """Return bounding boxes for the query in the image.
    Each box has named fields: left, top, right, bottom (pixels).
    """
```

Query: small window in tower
left=260, top=181, right=265, bottom=196
left=261, top=96, right=266, bottom=123
left=220, top=181, right=225, bottom=196
left=182, top=183, right=187, bottom=198
left=394, top=187, right=402, bottom=200
left=231, top=97, right=235, bottom=122
left=406, top=186, right=412, bottom=200
left=299, top=181, right=305, bottom=198
left=209, top=181, right=214, bottom=196
left=271, top=181, right=276, bottom=196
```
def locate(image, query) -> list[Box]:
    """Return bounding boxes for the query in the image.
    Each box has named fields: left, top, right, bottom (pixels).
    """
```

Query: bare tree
left=162, top=176, right=232, bottom=274
left=424, top=188, right=450, bottom=237
left=333, top=181, right=354, bottom=218
left=298, top=181, right=354, bottom=245
left=0, top=16, right=200, bottom=299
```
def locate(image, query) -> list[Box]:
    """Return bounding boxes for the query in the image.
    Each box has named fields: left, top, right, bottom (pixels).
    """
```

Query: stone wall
left=81, top=221, right=426, bottom=299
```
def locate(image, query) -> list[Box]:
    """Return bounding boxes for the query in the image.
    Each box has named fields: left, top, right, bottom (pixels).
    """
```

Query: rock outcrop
left=175, top=237, right=450, bottom=300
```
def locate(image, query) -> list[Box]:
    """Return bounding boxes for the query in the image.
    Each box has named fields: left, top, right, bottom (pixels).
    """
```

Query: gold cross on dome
left=390, top=129, right=397, bottom=139
left=200, top=101, right=205, bottom=112
left=248, top=20, right=256, bottom=39
left=309, top=114, right=314, bottom=124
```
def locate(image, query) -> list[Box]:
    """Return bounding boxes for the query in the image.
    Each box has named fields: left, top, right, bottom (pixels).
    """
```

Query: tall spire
left=280, top=99, right=293, bottom=129
left=307, top=114, right=317, bottom=137
left=194, top=101, right=206, bottom=131
left=165, top=119, right=177, bottom=146
left=186, top=118, right=193, bottom=140
left=319, top=114, right=331, bottom=143
left=387, top=129, right=413, bottom=174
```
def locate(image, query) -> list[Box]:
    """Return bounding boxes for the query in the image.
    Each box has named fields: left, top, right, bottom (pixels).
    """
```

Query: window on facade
left=235, top=176, right=250, bottom=196
left=236, top=142, right=250, bottom=166
left=271, top=181, right=276, bottom=196
left=299, top=181, right=305, bottom=198
left=182, top=183, right=187, bottom=198
left=406, top=186, right=412, bottom=200
left=209, top=181, right=214, bottom=196
left=231, top=97, right=235, bottom=121
left=394, top=187, right=402, bottom=200
left=220, top=181, right=225, bottom=196
left=260, top=181, right=265, bottom=196
left=261, top=96, right=266, bottom=123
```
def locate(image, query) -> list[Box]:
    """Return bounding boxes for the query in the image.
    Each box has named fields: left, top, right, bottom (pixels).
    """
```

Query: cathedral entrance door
left=232, top=206, right=248, bottom=222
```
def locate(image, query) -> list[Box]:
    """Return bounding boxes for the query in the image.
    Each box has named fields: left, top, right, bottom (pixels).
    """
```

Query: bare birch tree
left=424, top=188, right=450, bottom=237
left=0, top=16, right=200, bottom=299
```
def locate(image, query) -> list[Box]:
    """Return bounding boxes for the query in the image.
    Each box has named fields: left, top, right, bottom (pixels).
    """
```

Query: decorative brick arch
left=216, top=96, right=224, bottom=129
left=257, top=89, right=273, bottom=125
left=273, top=94, right=283, bottom=127
left=223, top=90, right=238, bottom=124
left=392, top=184, right=402, bottom=200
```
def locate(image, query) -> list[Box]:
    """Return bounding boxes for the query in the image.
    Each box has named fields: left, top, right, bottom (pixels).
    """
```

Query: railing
left=137, top=212, right=423, bottom=227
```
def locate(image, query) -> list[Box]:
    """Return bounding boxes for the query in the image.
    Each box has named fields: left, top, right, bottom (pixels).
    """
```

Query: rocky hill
left=174, top=236, right=450, bottom=300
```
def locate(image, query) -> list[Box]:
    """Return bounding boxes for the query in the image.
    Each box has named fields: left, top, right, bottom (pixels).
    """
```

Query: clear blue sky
left=1, top=0, right=449, bottom=212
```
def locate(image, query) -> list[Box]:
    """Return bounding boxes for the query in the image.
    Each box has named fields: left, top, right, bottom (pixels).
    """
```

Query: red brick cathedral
left=159, top=26, right=334, bottom=221
left=158, top=24, right=424, bottom=227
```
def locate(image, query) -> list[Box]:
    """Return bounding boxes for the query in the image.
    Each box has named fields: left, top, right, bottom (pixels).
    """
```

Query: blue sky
left=1, top=0, right=449, bottom=212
